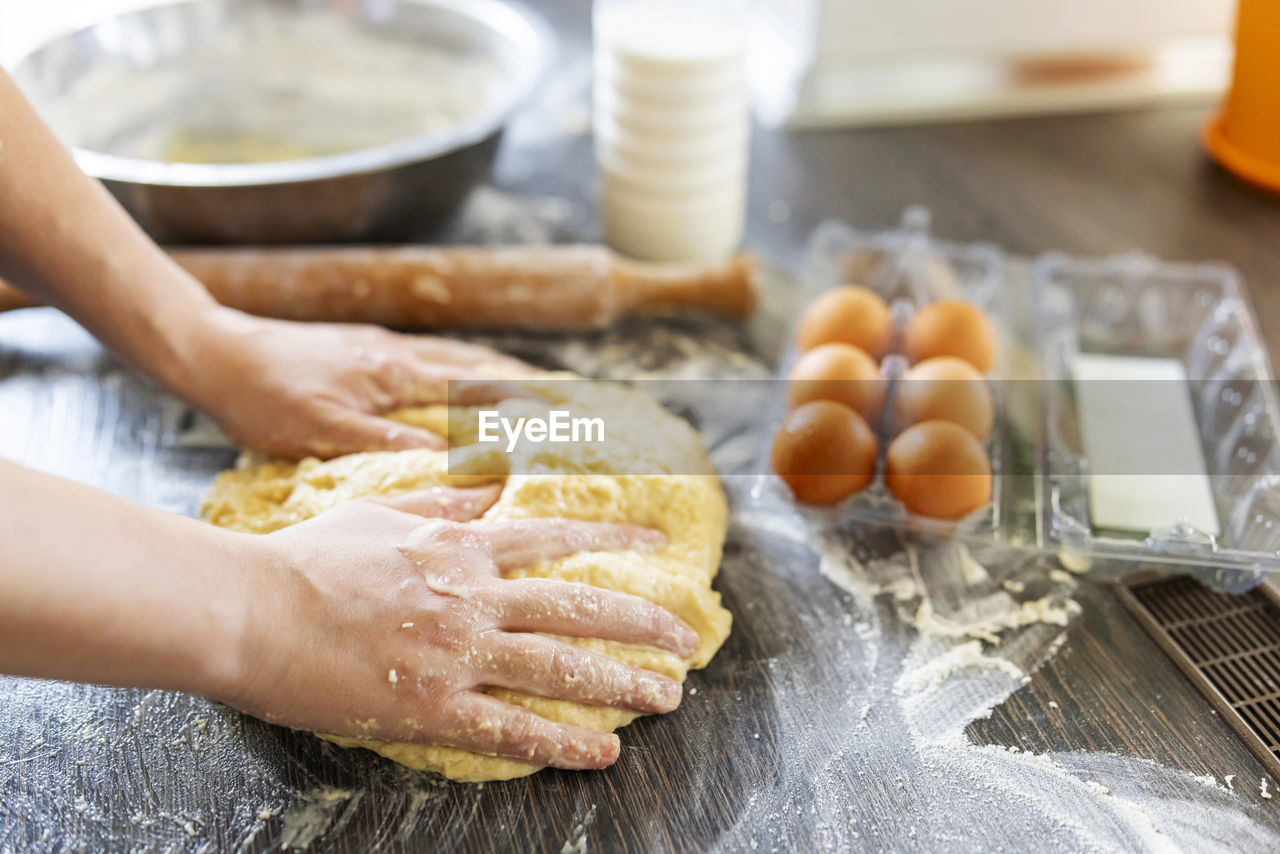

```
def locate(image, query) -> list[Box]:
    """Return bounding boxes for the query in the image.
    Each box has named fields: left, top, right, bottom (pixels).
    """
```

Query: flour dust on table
left=725, top=493, right=1279, bottom=851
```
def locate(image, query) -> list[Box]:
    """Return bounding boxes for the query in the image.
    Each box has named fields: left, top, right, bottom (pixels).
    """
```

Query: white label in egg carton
left=1070, top=353, right=1220, bottom=537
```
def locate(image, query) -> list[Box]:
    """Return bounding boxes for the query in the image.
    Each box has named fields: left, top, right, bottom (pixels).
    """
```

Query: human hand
left=220, top=486, right=698, bottom=770
left=178, top=308, right=537, bottom=459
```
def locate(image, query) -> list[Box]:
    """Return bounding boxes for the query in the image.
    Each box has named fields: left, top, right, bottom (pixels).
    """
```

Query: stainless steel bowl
left=11, top=0, right=550, bottom=243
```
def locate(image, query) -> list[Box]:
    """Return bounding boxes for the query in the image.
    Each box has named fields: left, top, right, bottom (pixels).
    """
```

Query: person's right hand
left=219, top=484, right=698, bottom=770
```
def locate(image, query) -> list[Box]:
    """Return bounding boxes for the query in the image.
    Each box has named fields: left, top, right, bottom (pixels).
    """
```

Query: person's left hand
left=177, top=308, right=537, bottom=459
left=219, top=486, right=695, bottom=770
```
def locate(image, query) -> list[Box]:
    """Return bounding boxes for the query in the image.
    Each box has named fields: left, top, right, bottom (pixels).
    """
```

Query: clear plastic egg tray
left=757, top=207, right=1280, bottom=591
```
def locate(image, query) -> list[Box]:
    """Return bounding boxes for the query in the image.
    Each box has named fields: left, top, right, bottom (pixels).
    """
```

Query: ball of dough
left=902, top=300, right=996, bottom=373
left=771, top=400, right=877, bottom=505
left=899, top=356, right=993, bottom=440
left=202, top=374, right=733, bottom=783
left=885, top=420, right=991, bottom=520
left=787, top=342, right=883, bottom=415
left=796, top=285, right=894, bottom=357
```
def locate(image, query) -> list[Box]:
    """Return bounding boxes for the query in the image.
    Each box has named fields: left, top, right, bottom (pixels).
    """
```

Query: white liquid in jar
left=594, top=0, right=749, bottom=263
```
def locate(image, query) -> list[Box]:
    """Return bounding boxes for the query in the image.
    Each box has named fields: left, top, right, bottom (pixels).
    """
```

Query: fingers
left=312, top=410, right=445, bottom=457
left=407, top=337, right=540, bottom=376
left=483, top=519, right=666, bottom=572
left=395, top=518, right=498, bottom=585
left=494, top=578, right=700, bottom=657
left=285, top=405, right=445, bottom=458
left=383, top=364, right=542, bottom=411
left=440, top=692, right=621, bottom=770
left=367, top=484, right=502, bottom=521
left=447, top=378, right=544, bottom=407
left=476, top=633, right=682, bottom=714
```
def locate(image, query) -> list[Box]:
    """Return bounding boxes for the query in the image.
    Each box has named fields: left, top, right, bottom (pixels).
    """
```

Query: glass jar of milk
left=594, top=0, right=749, bottom=263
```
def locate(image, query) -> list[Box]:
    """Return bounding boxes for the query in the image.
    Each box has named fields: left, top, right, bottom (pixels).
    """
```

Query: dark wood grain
left=5, top=0, right=1280, bottom=851
left=967, top=580, right=1277, bottom=776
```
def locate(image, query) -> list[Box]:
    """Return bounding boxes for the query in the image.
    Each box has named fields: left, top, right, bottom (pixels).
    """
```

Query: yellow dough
left=201, top=373, right=732, bottom=782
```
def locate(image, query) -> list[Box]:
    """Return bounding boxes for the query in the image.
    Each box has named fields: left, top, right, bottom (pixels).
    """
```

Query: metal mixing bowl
left=11, top=0, right=550, bottom=243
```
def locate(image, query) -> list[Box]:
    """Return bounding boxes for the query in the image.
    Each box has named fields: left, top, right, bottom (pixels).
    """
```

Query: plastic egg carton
left=755, top=206, right=1013, bottom=542
left=761, top=207, right=1280, bottom=591
left=1033, top=251, right=1280, bottom=592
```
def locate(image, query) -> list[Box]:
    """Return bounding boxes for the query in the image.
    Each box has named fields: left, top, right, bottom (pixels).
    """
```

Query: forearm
left=0, top=70, right=217, bottom=391
left=0, top=458, right=251, bottom=697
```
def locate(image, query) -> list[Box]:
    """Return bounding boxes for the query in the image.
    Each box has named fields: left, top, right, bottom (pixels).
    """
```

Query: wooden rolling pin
left=0, top=245, right=757, bottom=330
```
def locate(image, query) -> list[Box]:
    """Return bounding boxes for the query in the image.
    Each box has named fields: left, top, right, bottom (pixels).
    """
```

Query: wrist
left=62, top=245, right=224, bottom=393
left=186, top=526, right=274, bottom=704
left=140, top=293, right=238, bottom=399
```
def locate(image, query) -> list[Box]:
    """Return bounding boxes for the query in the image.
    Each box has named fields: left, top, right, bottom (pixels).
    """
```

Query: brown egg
left=796, top=285, right=894, bottom=357
left=899, top=357, right=994, bottom=440
left=771, top=401, right=878, bottom=505
left=902, top=300, right=996, bottom=373
left=885, top=421, right=992, bottom=520
left=787, top=343, right=883, bottom=414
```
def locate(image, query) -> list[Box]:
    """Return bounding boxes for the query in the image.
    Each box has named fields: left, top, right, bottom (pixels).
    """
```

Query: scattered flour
left=558, top=804, right=596, bottom=854
left=913, top=580, right=1081, bottom=645
left=960, top=550, right=989, bottom=584
left=756, top=519, right=1280, bottom=851
left=895, top=641, right=1026, bottom=697
left=278, top=788, right=362, bottom=851
left=1057, top=551, right=1093, bottom=573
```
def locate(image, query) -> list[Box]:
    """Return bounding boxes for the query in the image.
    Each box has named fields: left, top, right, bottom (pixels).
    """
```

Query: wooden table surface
left=4, top=1, right=1280, bottom=851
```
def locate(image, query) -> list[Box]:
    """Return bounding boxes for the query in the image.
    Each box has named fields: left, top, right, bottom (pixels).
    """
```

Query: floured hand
left=178, top=308, right=538, bottom=459
left=220, top=486, right=698, bottom=770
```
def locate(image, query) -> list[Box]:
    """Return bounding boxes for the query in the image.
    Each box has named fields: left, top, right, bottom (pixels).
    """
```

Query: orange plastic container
left=1204, top=0, right=1280, bottom=192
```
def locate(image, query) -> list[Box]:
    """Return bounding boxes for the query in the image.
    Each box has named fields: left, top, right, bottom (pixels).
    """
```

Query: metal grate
left=1117, top=575, right=1280, bottom=779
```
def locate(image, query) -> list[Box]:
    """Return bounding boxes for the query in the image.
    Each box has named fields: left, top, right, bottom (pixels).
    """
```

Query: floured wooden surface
left=5, top=9, right=1280, bottom=844
left=4, top=296, right=1280, bottom=852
